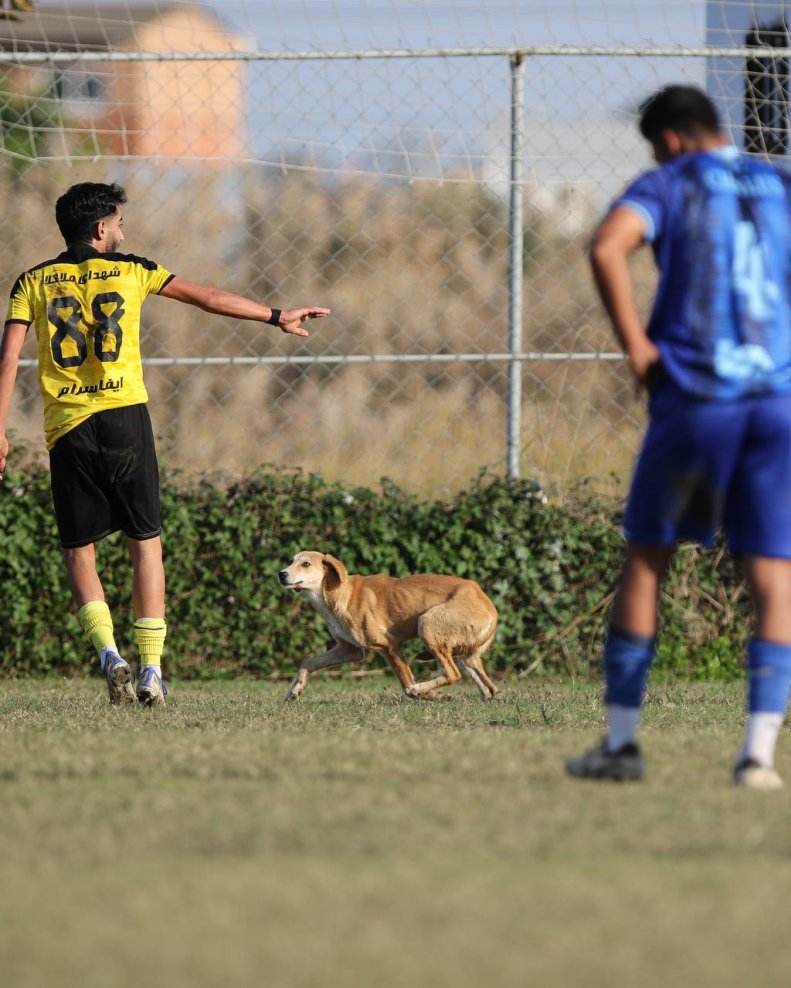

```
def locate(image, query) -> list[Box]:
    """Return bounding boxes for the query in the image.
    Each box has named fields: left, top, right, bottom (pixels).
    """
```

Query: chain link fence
left=0, top=2, right=769, bottom=497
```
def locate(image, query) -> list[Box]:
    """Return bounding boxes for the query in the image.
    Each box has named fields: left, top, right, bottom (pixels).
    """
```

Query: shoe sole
left=734, top=769, right=784, bottom=791
left=137, top=689, right=166, bottom=709
left=108, top=664, right=137, bottom=707
left=565, top=762, right=643, bottom=782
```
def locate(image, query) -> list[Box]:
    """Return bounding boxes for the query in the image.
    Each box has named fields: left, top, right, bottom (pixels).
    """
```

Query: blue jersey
left=615, top=146, right=791, bottom=398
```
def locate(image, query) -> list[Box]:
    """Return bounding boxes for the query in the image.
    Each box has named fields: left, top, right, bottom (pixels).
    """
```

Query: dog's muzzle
left=278, top=571, right=304, bottom=590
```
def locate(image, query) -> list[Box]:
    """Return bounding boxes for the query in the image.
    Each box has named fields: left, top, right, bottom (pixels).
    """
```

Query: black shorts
left=49, top=403, right=161, bottom=549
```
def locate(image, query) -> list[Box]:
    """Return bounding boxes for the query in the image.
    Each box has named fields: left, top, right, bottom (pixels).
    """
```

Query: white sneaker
left=136, top=666, right=168, bottom=708
left=734, top=759, right=784, bottom=791
left=103, top=652, right=137, bottom=707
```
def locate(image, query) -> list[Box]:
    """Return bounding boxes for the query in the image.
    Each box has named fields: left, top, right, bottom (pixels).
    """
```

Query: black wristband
left=267, top=308, right=282, bottom=326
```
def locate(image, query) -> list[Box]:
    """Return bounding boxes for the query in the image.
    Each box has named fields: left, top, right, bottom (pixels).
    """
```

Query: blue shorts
left=625, top=381, right=791, bottom=558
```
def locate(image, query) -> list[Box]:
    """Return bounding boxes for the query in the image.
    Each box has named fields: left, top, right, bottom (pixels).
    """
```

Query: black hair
left=638, top=85, right=722, bottom=142
left=55, top=182, right=128, bottom=245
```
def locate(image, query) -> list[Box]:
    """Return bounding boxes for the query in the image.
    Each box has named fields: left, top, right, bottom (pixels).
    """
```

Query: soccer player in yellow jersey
left=0, top=182, right=330, bottom=707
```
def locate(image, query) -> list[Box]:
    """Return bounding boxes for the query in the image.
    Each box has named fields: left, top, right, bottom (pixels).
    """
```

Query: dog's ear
left=322, top=554, right=348, bottom=594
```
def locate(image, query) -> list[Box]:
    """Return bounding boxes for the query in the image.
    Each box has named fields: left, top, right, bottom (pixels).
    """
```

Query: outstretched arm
left=158, top=277, right=330, bottom=338
left=589, top=205, right=660, bottom=388
left=0, top=320, right=29, bottom=479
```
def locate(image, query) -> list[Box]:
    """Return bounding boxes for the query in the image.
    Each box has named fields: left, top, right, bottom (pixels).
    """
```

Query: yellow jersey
left=6, top=244, right=173, bottom=449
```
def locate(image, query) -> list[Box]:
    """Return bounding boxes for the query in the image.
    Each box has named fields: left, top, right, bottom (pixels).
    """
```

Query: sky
left=210, top=1, right=708, bottom=190
left=33, top=1, right=778, bottom=193
left=216, top=1, right=705, bottom=52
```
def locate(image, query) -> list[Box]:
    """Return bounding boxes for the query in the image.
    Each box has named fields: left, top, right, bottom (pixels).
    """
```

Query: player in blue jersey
left=565, top=85, right=791, bottom=789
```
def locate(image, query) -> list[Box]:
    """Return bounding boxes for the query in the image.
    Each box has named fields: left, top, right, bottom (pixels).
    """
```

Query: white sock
left=740, top=712, right=784, bottom=768
left=608, top=704, right=641, bottom=751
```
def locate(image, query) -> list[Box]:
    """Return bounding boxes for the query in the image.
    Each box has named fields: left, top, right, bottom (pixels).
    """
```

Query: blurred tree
left=0, top=74, right=59, bottom=179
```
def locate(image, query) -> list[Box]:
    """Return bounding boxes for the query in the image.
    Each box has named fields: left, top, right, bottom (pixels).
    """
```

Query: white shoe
left=103, top=652, right=136, bottom=707
left=734, top=759, right=784, bottom=791
left=136, top=666, right=168, bottom=708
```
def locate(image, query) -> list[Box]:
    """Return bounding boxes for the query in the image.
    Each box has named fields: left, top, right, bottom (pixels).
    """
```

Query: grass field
left=2, top=676, right=791, bottom=987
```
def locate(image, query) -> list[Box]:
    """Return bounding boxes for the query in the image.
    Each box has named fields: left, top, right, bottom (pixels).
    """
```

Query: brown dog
left=278, top=551, right=499, bottom=701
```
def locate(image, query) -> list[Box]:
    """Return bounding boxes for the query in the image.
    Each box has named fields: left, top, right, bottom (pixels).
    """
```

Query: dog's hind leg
left=455, top=628, right=499, bottom=700
left=403, top=612, right=463, bottom=699
left=457, top=651, right=500, bottom=700
left=472, top=652, right=500, bottom=699
left=285, top=641, right=364, bottom=700
left=404, top=648, right=462, bottom=699
left=396, top=604, right=461, bottom=700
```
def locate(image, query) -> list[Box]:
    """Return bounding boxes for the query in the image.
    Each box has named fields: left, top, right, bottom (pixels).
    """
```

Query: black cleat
left=565, top=739, right=644, bottom=782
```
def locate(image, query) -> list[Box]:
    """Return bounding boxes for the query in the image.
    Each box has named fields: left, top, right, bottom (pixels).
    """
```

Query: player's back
left=641, top=147, right=791, bottom=398
left=7, top=244, right=173, bottom=448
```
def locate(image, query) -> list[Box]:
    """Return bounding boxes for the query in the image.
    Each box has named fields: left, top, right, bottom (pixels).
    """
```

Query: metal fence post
left=507, top=52, right=526, bottom=479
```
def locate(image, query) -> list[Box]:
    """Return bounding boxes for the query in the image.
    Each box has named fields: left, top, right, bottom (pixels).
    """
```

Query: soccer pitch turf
left=2, top=678, right=791, bottom=987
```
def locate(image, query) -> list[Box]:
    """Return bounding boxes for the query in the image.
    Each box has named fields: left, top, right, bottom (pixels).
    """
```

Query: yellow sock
left=77, top=601, right=117, bottom=656
left=134, top=618, right=167, bottom=668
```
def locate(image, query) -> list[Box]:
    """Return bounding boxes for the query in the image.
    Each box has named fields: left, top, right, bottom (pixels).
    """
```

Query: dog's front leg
left=381, top=643, right=417, bottom=694
left=285, top=641, right=364, bottom=700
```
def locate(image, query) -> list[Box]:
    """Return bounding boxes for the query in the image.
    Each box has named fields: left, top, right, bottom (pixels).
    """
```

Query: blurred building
left=707, top=0, right=790, bottom=155
left=0, top=3, right=249, bottom=162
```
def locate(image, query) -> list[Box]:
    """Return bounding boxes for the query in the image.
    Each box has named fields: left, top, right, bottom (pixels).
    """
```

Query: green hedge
left=0, top=461, right=752, bottom=681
